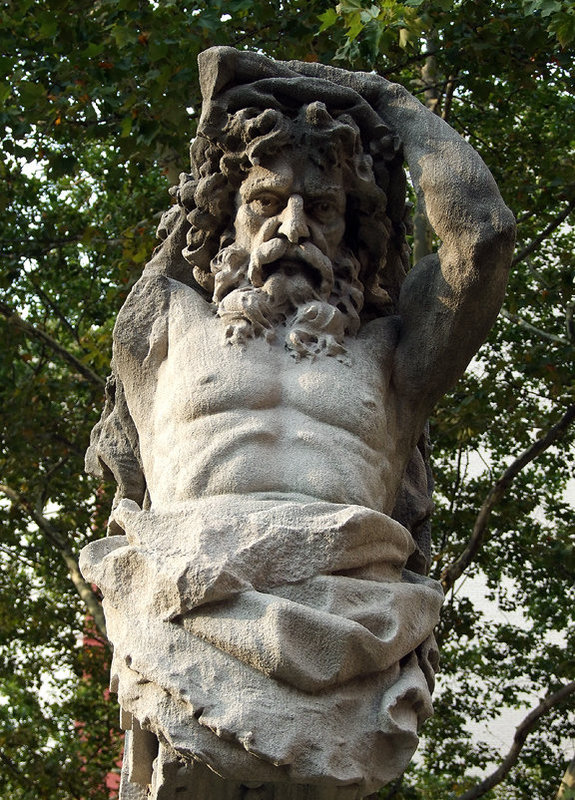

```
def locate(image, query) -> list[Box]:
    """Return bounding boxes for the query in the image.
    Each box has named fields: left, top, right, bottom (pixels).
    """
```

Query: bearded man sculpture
left=80, top=47, right=515, bottom=800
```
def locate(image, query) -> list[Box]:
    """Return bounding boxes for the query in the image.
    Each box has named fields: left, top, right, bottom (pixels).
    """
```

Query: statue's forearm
left=375, top=81, right=515, bottom=261
left=389, top=80, right=515, bottom=410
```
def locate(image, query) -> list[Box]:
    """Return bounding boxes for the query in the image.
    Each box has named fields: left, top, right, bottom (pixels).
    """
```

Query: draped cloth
left=80, top=495, right=443, bottom=798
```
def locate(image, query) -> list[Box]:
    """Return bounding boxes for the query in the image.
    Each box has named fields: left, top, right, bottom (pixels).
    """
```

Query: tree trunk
left=556, top=754, right=575, bottom=799
left=412, top=40, right=439, bottom=264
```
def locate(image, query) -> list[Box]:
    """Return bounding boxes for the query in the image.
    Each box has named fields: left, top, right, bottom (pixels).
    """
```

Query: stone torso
left=117, top=278, right=411, bottom=516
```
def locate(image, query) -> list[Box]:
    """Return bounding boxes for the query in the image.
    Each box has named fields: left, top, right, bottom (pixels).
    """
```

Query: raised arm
left=375, top=81, right=515, bottom=413
left=279, top=60, right=516, bottom=416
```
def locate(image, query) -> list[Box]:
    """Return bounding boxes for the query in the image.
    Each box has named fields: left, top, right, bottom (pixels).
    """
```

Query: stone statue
left=80, top=47, right=515, bottom=800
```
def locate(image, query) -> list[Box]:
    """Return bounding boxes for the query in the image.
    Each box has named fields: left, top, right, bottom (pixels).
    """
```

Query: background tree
left=0, top=1, right=573, bottom=798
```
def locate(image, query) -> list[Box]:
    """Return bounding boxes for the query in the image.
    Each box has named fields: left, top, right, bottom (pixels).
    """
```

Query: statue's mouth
left=262, top=258, right=321, bottom=288
left=249, top=240, right=334, bottom=298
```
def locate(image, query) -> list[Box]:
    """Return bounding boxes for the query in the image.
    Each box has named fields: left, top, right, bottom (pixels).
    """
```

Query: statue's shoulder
left=113, top=276, right=210, bottom=371
left=115, top=274, right=171, bottom=328
left=116, top=275, right=210, bottom=332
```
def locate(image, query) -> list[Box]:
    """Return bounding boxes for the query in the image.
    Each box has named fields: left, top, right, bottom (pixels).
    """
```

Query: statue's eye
left=308, top=200, right=339, bottom=223
left=249, top=194, right=282, bottom=216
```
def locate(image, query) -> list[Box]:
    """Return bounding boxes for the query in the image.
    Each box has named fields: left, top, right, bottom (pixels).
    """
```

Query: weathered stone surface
left=81, top=496, right=442, bottom=796
left=81, top=45, right=515, bottom=799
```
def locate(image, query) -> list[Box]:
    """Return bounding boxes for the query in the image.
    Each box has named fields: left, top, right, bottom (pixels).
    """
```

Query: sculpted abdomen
left=141, top=331, right=396, bottom=512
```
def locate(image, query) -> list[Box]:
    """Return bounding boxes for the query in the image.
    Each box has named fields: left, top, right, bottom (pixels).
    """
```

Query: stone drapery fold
left=80, top=495, right=443, bottom=797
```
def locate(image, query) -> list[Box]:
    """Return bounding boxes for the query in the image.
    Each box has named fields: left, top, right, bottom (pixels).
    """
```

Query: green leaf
left=0, top=82, right=11, bottom=104
left=111, top=24, right=137, bottom=48
left=522, top=0, right=563, bottom=16
left=360, top=4, right=380, bottom=23
left=346, top=11, right=365, bottom=40
left=540, top=0, right=563, bottom=17
left=549, top=11, right=575, bottom=45
left=336, top=0, right=363, bottom=13
left=318, top=8, right=338, bottom=31
left=148, top=37, right=170, bottom=62
left=38, top=18, right=58, bottom=38
left=18, top=81, right=45, bottom=108
left=120, top=114, right=133, bottom=137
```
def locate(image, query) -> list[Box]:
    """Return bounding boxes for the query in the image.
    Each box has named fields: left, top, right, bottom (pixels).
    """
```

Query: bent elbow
left=494, top=203, right=517, bottom=255
left=475, top=202, right=516, bottom=277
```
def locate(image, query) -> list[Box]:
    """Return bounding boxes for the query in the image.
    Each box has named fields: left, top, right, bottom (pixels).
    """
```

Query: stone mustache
left=80, top=47, right=515, bottom=800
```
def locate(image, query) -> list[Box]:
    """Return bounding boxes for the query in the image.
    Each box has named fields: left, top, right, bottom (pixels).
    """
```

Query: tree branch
left=566, top=302, right=574, bottom=342
left=0, top=301, right=105, bottom=389
left=0, top=483, right=107, bottom=638
left=516, top=209, right=538, bottom=224
left=456, top=681, right=575, bottom=800
left=441, top=403, right=575, bottom=592
left=525, top=257, right=553, bottom=289
left=500, top=308, right=570, bottom=346
left=378, top=48, right=446, bottom=78
left=448, top=111, right=500, bottom=157
left=24, top=272, right=80, bottom=341
left=512, top=200, right=575, bottom=267
left=441, top=74, right=458, bottom=122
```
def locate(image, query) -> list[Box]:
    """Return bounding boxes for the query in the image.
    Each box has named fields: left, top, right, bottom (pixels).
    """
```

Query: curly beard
left=210, top=238, right=364, bottom=362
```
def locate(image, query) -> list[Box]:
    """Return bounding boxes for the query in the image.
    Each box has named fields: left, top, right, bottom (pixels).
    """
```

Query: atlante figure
left=80, top=47, right=515, bottom=800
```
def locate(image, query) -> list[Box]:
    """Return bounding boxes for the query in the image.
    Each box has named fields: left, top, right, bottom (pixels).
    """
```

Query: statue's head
left=161, top=53, right=410, bottom=358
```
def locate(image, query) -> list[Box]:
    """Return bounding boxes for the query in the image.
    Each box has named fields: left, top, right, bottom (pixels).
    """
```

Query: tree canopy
left=0, top=1, right=574, bottom=798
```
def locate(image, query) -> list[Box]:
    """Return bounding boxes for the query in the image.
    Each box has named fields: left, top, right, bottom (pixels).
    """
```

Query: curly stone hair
left=163, top=88, right=411, bottom=317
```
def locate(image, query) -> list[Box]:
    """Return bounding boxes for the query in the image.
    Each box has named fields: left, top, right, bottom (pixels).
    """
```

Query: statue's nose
left=277, top=195, right=310, bottom=243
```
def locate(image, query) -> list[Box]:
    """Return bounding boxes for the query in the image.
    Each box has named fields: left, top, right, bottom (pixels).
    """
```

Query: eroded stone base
left=120, top=733, right=369, bottom=800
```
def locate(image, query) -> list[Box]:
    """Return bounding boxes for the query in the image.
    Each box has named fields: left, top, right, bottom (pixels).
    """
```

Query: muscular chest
left=154, top=305, right=393, bottom=450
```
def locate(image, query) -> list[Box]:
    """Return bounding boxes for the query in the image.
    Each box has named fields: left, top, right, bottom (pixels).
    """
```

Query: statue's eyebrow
left=240, top=173, right=292, bottom=200
left=239, top=175, right=346, bottom=209
left=305, top=187, right=346, bottom=209
left=305, top=186, right=344, bottom=198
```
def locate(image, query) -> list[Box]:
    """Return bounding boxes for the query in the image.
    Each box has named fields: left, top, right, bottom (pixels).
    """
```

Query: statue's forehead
left=239, top=155, right=345, bottom=199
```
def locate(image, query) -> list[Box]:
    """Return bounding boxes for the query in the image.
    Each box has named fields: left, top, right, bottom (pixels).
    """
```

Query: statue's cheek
left=233, top=206, right=260, bottom=243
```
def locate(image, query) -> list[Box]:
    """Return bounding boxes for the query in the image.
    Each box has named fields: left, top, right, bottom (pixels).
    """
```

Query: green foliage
left=0, top=1, right=573, bottom=798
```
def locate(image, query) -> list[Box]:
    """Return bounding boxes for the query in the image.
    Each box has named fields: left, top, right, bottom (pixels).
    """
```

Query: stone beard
left=211, top=238, right=363, bottom=362
left=80, top=45, right=516, bottom=800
